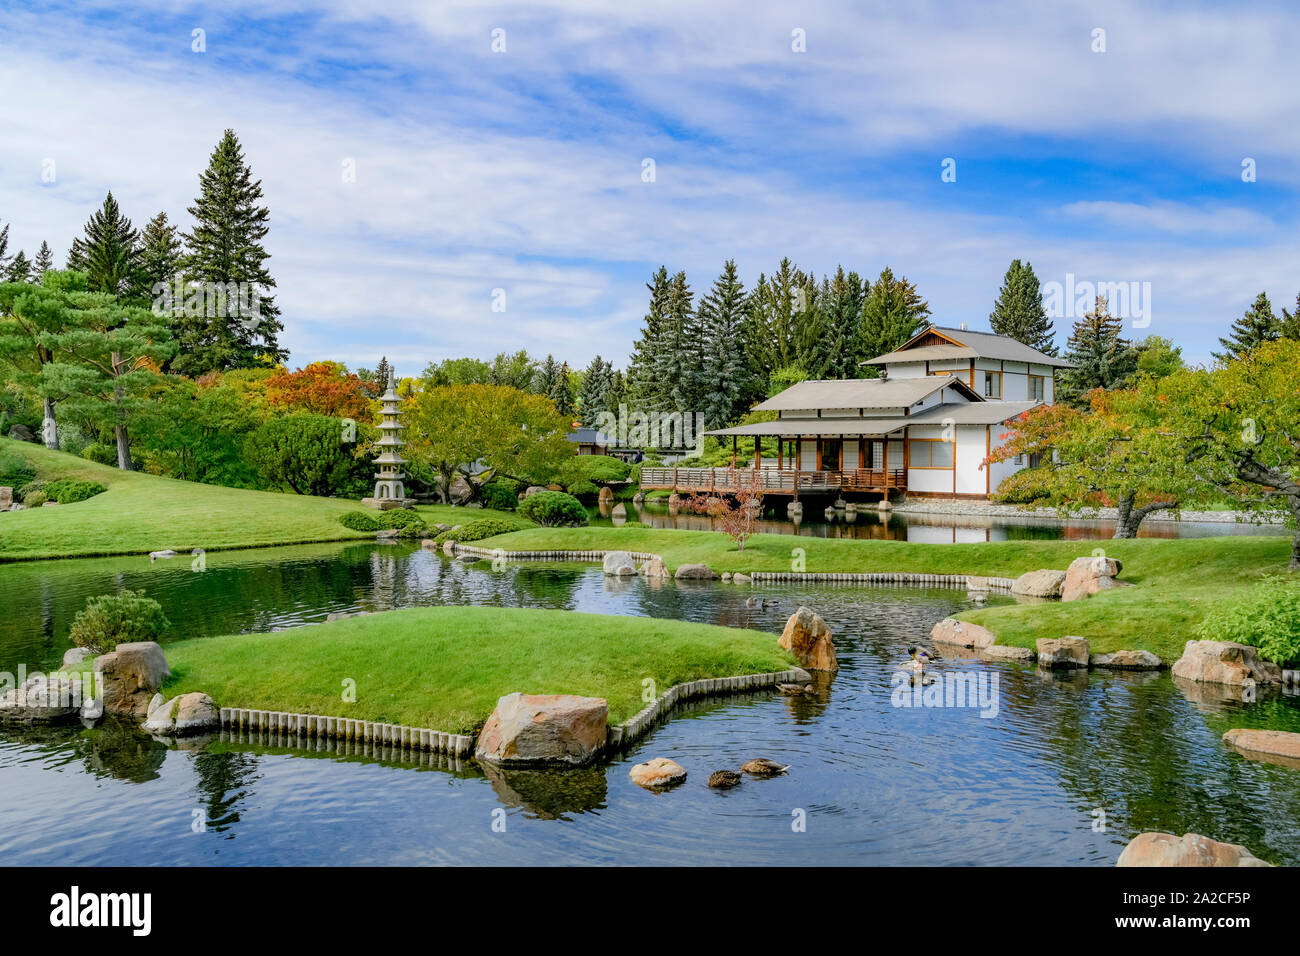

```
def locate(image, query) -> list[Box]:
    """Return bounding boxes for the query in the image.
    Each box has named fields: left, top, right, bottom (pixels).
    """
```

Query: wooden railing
left=638, top=466, right=905, bottom=494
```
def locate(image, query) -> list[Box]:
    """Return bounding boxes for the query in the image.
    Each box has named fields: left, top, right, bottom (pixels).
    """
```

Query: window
left=909, top=439, right=954, bottom=468
left=983, top=371, right=1002, bottom=398
left=1014, top=454, right=1026, bottom=466
left=1028, top=375, right=1045, bottom=401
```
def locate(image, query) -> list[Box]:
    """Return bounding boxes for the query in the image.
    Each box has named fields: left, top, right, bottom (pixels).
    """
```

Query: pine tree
left=32, top=241, right=54, bottom=281
left=627, top=266, right=671, bottom=408
left=74, top=191, right=140, bottom=297
left=989, top=259, right=1055, bottom=354
left=533, top=354, right=561, bottom=399
left=1215, top=292, right=1279, bottom=362
left=137, top=212, right=183, bottom=301
left=6, top=250, right=31, bottom=283
left=855, top=267, right=931, bottom=370
left=811, top=266, right=867, bottom=379
left=651, top=270, right=703, bottom=414
left=549, top=361, right=575, bottom=418
left=577, top=355, right=615, bottom=426
left=0, top=222, right=10, bottom=275
left=375, top=356, right=393, bottom=390
left=179, top=129, right=285, bottom=372
left=744, top=258, right=811, bottom=379
left=1280, top=293, right=1300, bottom=342
left=1058, top=296, right=1138, bottom=406
left=697, top=259, right=754, bottom=429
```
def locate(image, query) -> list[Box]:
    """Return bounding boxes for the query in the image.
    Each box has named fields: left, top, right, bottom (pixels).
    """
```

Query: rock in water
left=141, top=692, right=220, bottom=736
left=1035, top=636, right=1091, bottom=669
left=638, top=556, right=670, bottom=578
left=1171, top=640, right=1281, bottom=687
left=708, top=770, right=742, bottom=789
left=475, top=692, right=608, bottom=766
left=1061, top=555, right=1129, bottom=601
left=674, top=563, right=718, bottom=580
left=778, top=606, right=838, bottom=671
left=94, top=642, right=171, bottom=718
left=0, top=675, right=85, bottom=724
left=930, top=617, right=995, bottom=649
left=1116, top=832, right=1272, bottom=867
left=777, top=683, right=816, bottom=696
left=628, top=757, right=687, bottom=789
left=602, top=550, right=637, bottom=576
left=741, top=758, right=789, bottom=777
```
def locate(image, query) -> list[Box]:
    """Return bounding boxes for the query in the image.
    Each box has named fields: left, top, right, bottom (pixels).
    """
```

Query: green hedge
left=517, top=490, right=588, bottom=527
left=44, top=478, right=107, bottom=504
left=338, top=509, right=428, bottom=536
left=480, top=481, right=521, bottom=511
left=433, top=515, right=533, bottom=544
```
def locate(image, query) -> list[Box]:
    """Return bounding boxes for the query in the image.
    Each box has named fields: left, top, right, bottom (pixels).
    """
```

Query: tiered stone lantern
left=362, top=376, right=416, bottom=510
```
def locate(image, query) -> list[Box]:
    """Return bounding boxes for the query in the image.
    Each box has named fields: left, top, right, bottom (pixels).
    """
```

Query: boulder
left=720, top=572, right=732, bottom=583
left=420, top=539, right=438, bottom=549
left=1061, top=555, right=1128, bottom=601
left=94, top=641, right=171, bottom=718
left=1091, top=649, right=1162, bottom=670
left=930, top=617, right=995, bottom=649
left=602, top=550, right=637, bottom=576
left=7, top=423, right=37, bottom=443
left=1171, top=640, right=1281, bottom=687
left=598, top=486, right=614, bottom=504
left=632, top=492, right=646, bottom=505
left=778, top=606, right=838, bottom=671
left=965, top=576, right=992, bottom=592
left=0, top=487, right=11, bottom=511
left=1223, top=728, right=1300, bottom=769
left=732, top=572, right=752, bottom=585
left=1036, top=636, right=1090, bottom=669
left=980, top=644, right=1036, bottom=662
left=1116, top=832, right=1271, bottom=867
left=1011, top=569, right=1066, bottom=598
left=638, top=556, right=670, bottom=579
left=674, top=563, right=718, bottom=580
left=611, top=503, right=626, bottom=518
left=0, top=675, right=84, bottom=724
left=448, top=475, right=473, bottom=504
left=61, top=647, right=94, bottom=669
left=475, top=692, right=608, bottom=767
left=442, top=540, right=456, bottom=556
left=628, top=757, right=687, bottom=789
left=523, top=486, right=548, bottom=499
left=141, top=692, right=220, bottom=736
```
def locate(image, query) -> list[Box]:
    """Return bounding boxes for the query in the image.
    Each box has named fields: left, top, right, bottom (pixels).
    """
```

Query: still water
left=2, top=542, right=1297, bottom=866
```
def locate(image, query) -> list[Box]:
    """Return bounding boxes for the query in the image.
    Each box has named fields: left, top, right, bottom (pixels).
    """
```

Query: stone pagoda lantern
left=362, top=375, right=415, bottom=510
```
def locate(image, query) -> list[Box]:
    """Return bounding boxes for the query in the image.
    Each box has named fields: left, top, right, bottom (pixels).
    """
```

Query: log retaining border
left=218, top=707, right=474, bottom=756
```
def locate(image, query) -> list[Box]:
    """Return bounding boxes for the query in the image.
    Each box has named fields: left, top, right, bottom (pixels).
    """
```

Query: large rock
left=980, top=644, right=1036, bottom=662
left=638, top=556, right=670, bottom=579
left=94, top=642, right=171, bottom=718
left=1061, top=555, right=1128, bottom=602
left=930, top=617, right=995, bottom=649
left=1011, top=569, right=1066, bottom=598
left=598, top=486, right=614, bottom=504
left=1223, top=728, right=1300, bottom=769
left=0, top=675, right=84, bottom=724
left=1036, top=636, right=1090, bottom=669
left=61, top=647, right=94, bottom=669
left=1116, top=832, right=1271, bottom=867
left=448, top=475, right=473, bottom=504
left=602, top=550, right=637, bottom=576
left=475, top=692, right=608, bottom=767
left=632, top=492, right=646, bottom=505
left=778, top=607, right=838, bottom=671
left=628, top=757, right=687, bottom=789
left=1091, top=649, right=1162, bottom=670
left=141, top=692, right=220, bottom=736
left=523, top=486, right=548, bottom=499
left=1171, top=640, right=1281, bottom=687
left=0, top=486, right=11, bottom=511
left=7, top=424, right=37, bottom=443
left=673, top=563, right=718, bottom=580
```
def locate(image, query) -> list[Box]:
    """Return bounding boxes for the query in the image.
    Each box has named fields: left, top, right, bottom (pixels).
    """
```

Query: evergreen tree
left=1214, top=291, right=1278, bottom=362
left=487, top=350, right=535, bottom=390
left=375, top=356, right=393, bottom=390
left=697, top=259, right=754, bottom=428
left=32, top=241, right=54, bottom=281
left=549, top=361, right=575, bottom=418
left=627, top=265, right=671, bottom=408
left=533, top=354, right=562, bottom=399
left=989, top=259, right=1055, bottom=354
left=811, top=266, right=867, bottom=379
left=6, top=250, right=31, bottom=283
left=1280, top=293, right=1300, bottom=342
left=651, top=270, right=703, bottom=414
left=1058, top=296, right=1138, bottom=406
left=179, top=129, right=285, bottom=372
left=74, top=191, right=140, bottom=298
left=577, top=355, right=615, bottom=426
left=137, top=211, right=183, bottom=301
left=745, top=258, right=814, bottom=380
left=854, top=267, right=931, bottom=370
left=0, top=222, right=10, bottom=275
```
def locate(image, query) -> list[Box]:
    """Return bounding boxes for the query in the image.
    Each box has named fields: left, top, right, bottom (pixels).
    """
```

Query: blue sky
left=2, top=0, right=1298, bottom=372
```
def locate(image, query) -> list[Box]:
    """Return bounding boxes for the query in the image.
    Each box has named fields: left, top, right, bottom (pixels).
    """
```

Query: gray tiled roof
left=862, top=326, right=1075, bottom=368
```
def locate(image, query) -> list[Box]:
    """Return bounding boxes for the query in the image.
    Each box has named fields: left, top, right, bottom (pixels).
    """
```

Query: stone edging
left=219, top=708, right=474, bottom=756
left=450, top=544, right=1014, bottom=591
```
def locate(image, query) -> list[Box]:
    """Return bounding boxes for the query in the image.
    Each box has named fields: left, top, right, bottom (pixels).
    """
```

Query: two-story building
left=639, top=324, right=1073, bottom=501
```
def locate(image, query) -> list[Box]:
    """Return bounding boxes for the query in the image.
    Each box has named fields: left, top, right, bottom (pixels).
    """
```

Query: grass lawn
left=0, top=437, right=484, bottom=561
left=163, top=605, right=795, bottom=733
left=477, top=525, right=1294, bottom=663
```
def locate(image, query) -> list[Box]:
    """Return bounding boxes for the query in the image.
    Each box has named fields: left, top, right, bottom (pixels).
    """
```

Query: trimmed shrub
left=559, top=454, right=629, bottom=488
left=480, top=481, right=520, bottom=511
left=565, top=479, right=598, bottom=498
left=1197, top=575, right=1300, bottom=665
left=338, top=509, right=428, bottom=536
left=22, top=490, right=48, bottom=507
left=517, top=490, right=588, bottom=527
left=81, top=443, right=118, bottom=466
left=0, top=449, right=35, bottom=489
left=339, top=511, right=383, bottom=532
left=68, top=590, right=171, bottom=656
left=432, top=515, right=531, bottom=544
left=44, top=479, right=107, bottom=504
left=16, top=479, right=46, bottom=500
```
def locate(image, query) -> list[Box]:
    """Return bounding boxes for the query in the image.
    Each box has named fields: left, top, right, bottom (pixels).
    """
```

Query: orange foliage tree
left=263, top=361, right=375, bottom=421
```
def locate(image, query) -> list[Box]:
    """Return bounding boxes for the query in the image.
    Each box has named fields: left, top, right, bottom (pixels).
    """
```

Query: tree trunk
left=1113, top=492, right=1179, bottom=538
left=114, top=424, right=134, bottom=471
left=1234, top=455, right=1300, bottom=571
left=42, top=396, right=59, bottom=450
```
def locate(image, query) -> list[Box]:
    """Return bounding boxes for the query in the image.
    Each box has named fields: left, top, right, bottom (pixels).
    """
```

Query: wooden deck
left=639, top=466, right=906, bottom=496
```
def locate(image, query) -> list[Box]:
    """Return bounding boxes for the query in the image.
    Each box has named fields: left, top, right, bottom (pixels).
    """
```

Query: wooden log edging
left=451, top=544, right=1014, bottom=591
left=218, top=708, right=474, bottom=756
left=606, top=668, right=810, bottom=751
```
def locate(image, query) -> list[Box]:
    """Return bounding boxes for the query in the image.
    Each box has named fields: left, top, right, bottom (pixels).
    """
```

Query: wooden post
left=673, top=466, right=678, bottom=491
left=754, top=436, right=761, bottom=472
left=731, top=435, right=737, bottom=469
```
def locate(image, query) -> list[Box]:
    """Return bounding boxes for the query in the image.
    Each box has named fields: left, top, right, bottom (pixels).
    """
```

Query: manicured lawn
left=477, top=525, right=1293, bottom=663
left=0, top=438, right=478, bottom=561
left=163, top=605, right=795, bottom=733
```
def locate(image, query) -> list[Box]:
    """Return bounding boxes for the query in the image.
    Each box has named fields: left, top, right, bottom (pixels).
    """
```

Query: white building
left=642, top=325, right=1072, bottom=501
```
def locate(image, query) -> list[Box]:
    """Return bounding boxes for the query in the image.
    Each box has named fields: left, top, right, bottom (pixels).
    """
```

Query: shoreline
left=890, top=500, right=1287, bottom=525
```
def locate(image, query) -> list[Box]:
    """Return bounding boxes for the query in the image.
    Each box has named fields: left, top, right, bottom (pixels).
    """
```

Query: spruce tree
left=72, top=192, right=141, bottom=297
left=854, top=267, right=931, bottom=370
left=627, top=266, right=671, bottom=409
left=375, top=356, right=393, bottom=391
left=989, top=259, right=1055, bottom=354
left=137, top=211, right=183, bottom=302
left=6, top=250, right=31, bottom=283
left=811, top=266, right=867, bottom=379
left=32, top=241, right=54, bottom=281
left=179, top=129, right=285, bottom=372
left=533, top=354, right=561, bottom=398
left=549, top=361, right=576, bottom=418
left=1058, top=296, right=1138, bottom=406
left=697, top=259, right=754, bottom=429
left=1280, top=293, right=1300, bottom=342
left=577, top=355, right=615, bottom=426
left=0, top=222, right=10, bottom=275
left=652, top=270, right=703, bottom=415
left=1215, top=292, right=1279, bottom=361
left=744, top=258, right=809, bottom=378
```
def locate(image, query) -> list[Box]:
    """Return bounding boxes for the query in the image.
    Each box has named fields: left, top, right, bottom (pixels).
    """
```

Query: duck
left=777, top=682, right=816, bottom=696
left=899, top=646, right=937, bottom=686
left=148, top=550, right=178, bottom=563
left=741, top=758, right=789, bottom=777
left=708, top=769, right=743, bottom=789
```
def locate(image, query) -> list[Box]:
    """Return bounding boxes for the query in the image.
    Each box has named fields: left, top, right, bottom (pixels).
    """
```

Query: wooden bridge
left=639, top=466, right=906, bottom=498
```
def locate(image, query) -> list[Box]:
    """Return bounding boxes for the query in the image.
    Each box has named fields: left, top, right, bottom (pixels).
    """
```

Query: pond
left=2, top=542, right=1298, bottom=866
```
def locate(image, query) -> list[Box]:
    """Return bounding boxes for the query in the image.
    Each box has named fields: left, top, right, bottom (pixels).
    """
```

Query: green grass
left=163, top=605, right=795, bottom=733
left=477, top=525, right=1294, bottom=663
left=0, top=437, right=477, bottom=561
